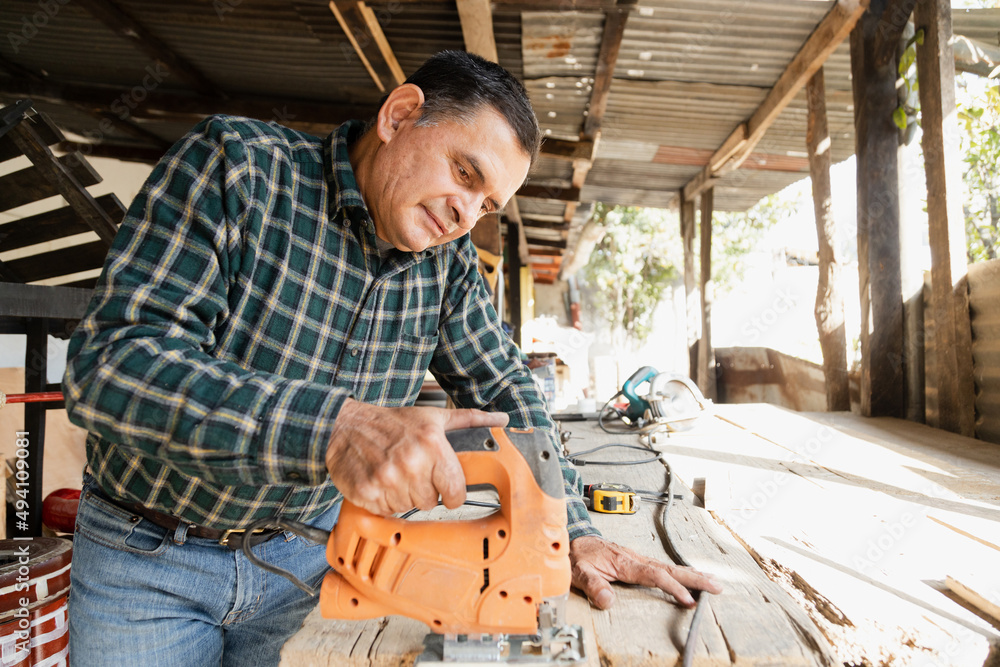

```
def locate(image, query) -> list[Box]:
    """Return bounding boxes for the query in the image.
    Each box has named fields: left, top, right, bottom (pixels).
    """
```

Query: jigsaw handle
left=319, top=426, right=571, bottom=634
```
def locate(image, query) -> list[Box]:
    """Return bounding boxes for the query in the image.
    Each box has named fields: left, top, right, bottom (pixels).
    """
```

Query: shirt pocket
left=369, top=331, right=440, bottom=405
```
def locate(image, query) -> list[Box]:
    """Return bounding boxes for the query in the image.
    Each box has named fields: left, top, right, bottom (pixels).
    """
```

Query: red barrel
left=0, top=538, right=71, bottom=666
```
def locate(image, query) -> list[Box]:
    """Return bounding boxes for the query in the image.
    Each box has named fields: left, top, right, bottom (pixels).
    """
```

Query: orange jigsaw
left=318, top=426, right=571, bottom=636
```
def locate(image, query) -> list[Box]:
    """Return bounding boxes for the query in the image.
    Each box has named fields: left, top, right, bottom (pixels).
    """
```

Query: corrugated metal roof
left=1, top=1, right=997, bottom=279
left=619, top=0, right=838, bottom=87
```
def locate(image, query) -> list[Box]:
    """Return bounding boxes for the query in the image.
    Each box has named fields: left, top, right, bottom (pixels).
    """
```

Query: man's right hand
left=325, top=399, right=509, bottom=516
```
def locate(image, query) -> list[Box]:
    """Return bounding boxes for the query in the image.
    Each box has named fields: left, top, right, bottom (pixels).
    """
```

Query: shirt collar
left=325, top=120, right=376, bottom=234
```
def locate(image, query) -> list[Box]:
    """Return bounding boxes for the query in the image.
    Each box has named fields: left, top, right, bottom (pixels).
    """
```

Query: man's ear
left=376, top=84, right=425, bottom=144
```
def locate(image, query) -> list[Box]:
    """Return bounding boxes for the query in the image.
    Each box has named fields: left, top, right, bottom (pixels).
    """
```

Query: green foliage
left=958, top=81, right=1000, bottom=262
left=579, top=203, right=680, bottom=348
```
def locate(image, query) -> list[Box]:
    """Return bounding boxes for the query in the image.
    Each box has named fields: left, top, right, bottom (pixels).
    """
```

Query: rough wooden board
left=945, top=577, right=1000, bottom=627
left=656, top=405, right=1000, bottom=666
left=571, top=422, right=834, bottom=666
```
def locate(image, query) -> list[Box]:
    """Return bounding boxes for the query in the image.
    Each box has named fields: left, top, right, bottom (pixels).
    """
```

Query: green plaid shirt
left=64, top=115, right=597, bottom=540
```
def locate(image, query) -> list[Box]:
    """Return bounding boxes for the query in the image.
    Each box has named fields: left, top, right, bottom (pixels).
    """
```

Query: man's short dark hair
left=378, top=50, right=542, bottom=164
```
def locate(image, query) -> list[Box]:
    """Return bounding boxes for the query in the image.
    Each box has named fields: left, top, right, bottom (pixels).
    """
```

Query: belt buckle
left=219, top=527, right=264, bottom=547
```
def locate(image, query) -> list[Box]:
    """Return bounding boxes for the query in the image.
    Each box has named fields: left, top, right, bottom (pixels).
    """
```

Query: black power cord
left=655, top=459, right=707, bottom=667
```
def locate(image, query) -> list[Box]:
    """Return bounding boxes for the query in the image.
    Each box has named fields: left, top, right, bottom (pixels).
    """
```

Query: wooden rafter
left=329, top=0, right=405, bottom=93
left=583, top=8, right=628, bottom=140
left=2, top=78, right=588, bottom=162
left=558, top=3, right=629, bottom=276
left=457, top=0, right=499, bottom=61
left=76, top=0, right=223, bottom=99
left=7, top=115, right=119, bottom=246
left=681, top=0, right=869, bottom=203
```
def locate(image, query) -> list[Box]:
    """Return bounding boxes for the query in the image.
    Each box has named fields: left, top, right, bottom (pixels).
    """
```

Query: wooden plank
left=516, top=183, right=580, bottom=202
left=914, top=0, right=976, bottom=436
left=2, top=77, right=371, bottom=137
left=945, top=577, right=1000, bottom=626
left=849, top=3, right=905, bottom=419
left=583, top=9, right=628, bottom=139
left=562, top=420, right=833, bottom=665
left=329, top=0, right=405, bottom=93
left=17, top=319, right=48, bottom=537
left=660, top=405, right=1000, bottom=665
left=682, top=0, right=868, bottom=200
left=6, top=240, right=110, bottom=283
left=75, top=0, right=222, bottom=98
left=0, top=113, right=64, bottom=163
left=54, top=142, right=166, bottom=165
left=457, top=0, right=498, bottom=61
left=0, top=153, right=101, bottom=213
left=806, top=68, right=850, bottom=412
left=8, top=122, right=119, bottom=245
left=519, top=219, right=569, bottom=231
left=539, top=138, right=597, bottom=161
left=0, top=283, right=93, bottom=319
left=525, top=237, right=567, bottom=249
left=507, top=221, right=523, bottom=347
left=698, top=189, right=716, bottom=401
left=0, top=194, right=125, bottom=252
left=739, top=0, right=869, bottom=168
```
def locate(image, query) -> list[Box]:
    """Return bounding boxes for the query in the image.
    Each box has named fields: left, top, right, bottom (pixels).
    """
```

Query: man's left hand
left=569, top=535, right=723, bottom=610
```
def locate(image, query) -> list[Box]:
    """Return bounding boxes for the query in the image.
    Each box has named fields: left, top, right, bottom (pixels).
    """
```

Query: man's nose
left=450, top=194, right=481, bottom=231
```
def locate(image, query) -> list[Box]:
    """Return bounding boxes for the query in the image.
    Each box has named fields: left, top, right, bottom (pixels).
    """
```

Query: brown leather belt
left=96, top=492, right=282, bottom=550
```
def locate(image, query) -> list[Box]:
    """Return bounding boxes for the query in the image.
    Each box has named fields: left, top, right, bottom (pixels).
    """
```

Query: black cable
left=656, top=459, right=706, bottom=667
left=398, top=498, right=501, bottom=520
left=567, top=442, right=663, bottom=466
left=597, top=392, right=635, bottom=434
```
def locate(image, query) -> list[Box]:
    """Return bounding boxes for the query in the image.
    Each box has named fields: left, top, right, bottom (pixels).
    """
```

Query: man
left=64, top=51, right=721, bottom=665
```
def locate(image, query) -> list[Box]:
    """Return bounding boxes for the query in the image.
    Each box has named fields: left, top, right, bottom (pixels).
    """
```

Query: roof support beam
left=584, top=8, right=628, bottom=140
left=682, top=0, right=869, bottom=202
left=457, top=0, right=499, bottom=61
left=2, top=78, right=584, bottom=161
left=559, top=4, right=629, bottom=277
left=76, top=0, right=223, bottom=99
left=329, top=0, right=405, bottom=93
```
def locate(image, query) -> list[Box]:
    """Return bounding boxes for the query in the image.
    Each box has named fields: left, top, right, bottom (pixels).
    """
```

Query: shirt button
left=350, top=348, right=359, bottom=357
left=288, top=471, right=302, bottom=481
left=343, top=220, right=351, bottom=228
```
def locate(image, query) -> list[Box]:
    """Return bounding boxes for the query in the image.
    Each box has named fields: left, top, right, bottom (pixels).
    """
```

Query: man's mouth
left=423, top=206, right=447, bottom=237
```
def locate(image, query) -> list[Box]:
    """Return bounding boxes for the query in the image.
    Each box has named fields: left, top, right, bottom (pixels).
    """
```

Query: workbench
left=280, top=405, right=1000, bottom=665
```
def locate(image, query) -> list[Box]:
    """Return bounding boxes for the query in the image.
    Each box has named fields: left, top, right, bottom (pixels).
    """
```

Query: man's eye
left=458, top=166, right=469, bottom=181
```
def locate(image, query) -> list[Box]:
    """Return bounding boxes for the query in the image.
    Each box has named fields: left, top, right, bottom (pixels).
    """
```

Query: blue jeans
left=68, top=474, right=340, bottom=666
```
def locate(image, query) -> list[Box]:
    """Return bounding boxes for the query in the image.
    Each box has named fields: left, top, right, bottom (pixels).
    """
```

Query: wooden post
left=506, top=220, right=523, bottom=348
left=806, top=68, right=850, bottom=411
left=18, top=319, right=48, bottom=537
left=698, top=189, right=717, bottom=400
left=914, top=0, right=976, bottom=436
left=680, top=194, right=697, bottom=381
left=849, top=0, right=907, bottom=418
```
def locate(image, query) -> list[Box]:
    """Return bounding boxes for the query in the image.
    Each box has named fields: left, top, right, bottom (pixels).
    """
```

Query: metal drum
left=0, top=538, right=71, bottom=667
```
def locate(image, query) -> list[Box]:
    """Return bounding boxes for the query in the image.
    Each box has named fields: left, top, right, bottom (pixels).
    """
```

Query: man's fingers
left=667, top=566, right=724, bottom=595
left=572, top=563, right=616, bottom=610
left=432, top=447, right=467, bottom=509
left=442, top=408, right=510, bottom=431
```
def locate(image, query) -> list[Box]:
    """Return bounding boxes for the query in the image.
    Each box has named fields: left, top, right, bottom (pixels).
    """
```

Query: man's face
left=364, top=104, right=531, bottom=253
